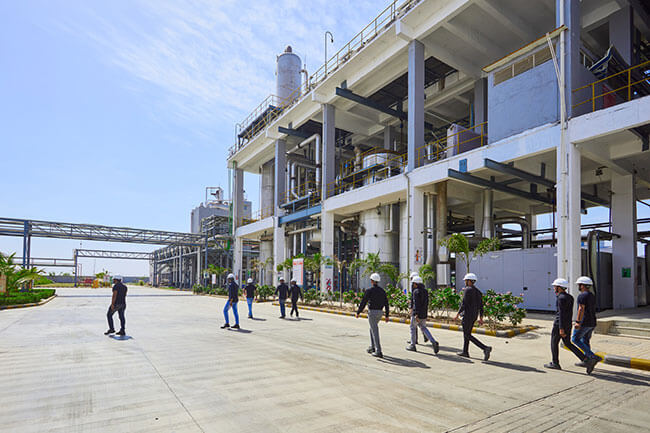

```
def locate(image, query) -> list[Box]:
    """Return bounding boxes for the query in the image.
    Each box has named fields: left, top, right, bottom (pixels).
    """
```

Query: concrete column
left=320, top=207, right=335, bottom=292
left=273, top=223, right=286, bottom=283
left=196, top=248, right=201, bottom=287
left=322, top=104, right=336, bottom=199
left=525, top=211, right=537, bottom=241
left=409, top=186, right=425, bottom=276
left=233, top=235, right=243, bottom=284
left=473, top=77, right=488, bottom=131
left=557, top=0, right=581, bottom=117
left=609, top=5, right=634, bottom=65
left=383, top=125, right=396, bottom=150
left=399, top=201, right=409, bottom=284
left=261, top=160, right=275, bottom=217
left=612, top=174, right=637, bottom=308
left=481, top=189, right=494, bottom=238
left=474, top=202, right=483, bottom=238
left=407, top=39, right=424, bottom=172
left=274, top=139, right=286, bottom=214
left=435, top=181, right=448, bottom=255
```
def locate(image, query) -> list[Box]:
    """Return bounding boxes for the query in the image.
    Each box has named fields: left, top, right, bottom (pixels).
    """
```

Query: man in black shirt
left=288, top=279, right=303, bottom=318
left=221, top=274, right=240, bottom=329
left=544, top=278, right=593, bottom=373
left=244, top=278, right=256, bottom=319
left=356, top=273, right=389, bottom=358
left=571, top=276, right=601, bottom=372
left=275, top=277, right=289, bottom=318
left=406, top=276, right=439, bottom=354
left=454, top=273, right=492, bottom=361
left=105, top=276, right=127, bottom=336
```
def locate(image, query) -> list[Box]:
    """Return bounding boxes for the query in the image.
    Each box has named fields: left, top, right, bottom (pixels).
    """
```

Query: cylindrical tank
left=358, top=209, right=398, bottom=265
left=276, top=46, right=302, bottom=104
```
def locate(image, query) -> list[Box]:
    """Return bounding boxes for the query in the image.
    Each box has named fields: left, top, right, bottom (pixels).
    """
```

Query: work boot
left=367, top=346, right=375, bottom=354
left=248, top=315, right=253, bottom=319
left=232, top=324, right=240, bottom=330
left=433, top=341, right=440, bottom=354
left=586, top=357, right=599, bottom=375
left=483, top=346, right=492, bottom=362
left=456, top=352, right=470, bottom=358
left=104, top=329, right=115, bottom=335
left=116, top=330, right=125, bottom=336
left=220, top=323, right=230, bottom=329
left=372, top=351, right=383, bottom=358
left=544, top=362, right=562, bottom=370
left=405, top=344, right=417, bottom=352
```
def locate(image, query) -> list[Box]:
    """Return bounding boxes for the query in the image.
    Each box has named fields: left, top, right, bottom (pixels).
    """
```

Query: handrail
left=281, top=179, right=321, bottom=206
left=325, top=151, right=407, bottom=198
left=415, top=122, right=487, bottom=167
left=229, top=0, right=419, bottom=157
left=572, top=59, right=650, bottom=113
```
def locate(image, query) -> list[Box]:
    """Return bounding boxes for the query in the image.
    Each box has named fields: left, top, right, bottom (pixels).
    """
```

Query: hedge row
left=0, top=289, right=56, bottom=306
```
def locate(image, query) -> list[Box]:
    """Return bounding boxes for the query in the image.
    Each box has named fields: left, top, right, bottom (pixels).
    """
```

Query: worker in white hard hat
left=406, top=275, right=440, bottom=354
left=288, top=278, right=303, bottom=319
left=355, top=273, right=389, bottom=358
left=275, top=276, right=289, bottom=318
left=244, top=278, right=257, bottom=319
left=407, top=272, right=428, bottom=345
left=221, top=273, right=240, bottom=329
left=454, top=273, right=492, bottom=361
left=544, top=278, right=595, bottom=374
left=571, top=276, right=602, bottom=370
left=105, top=275, right=127, bottom=336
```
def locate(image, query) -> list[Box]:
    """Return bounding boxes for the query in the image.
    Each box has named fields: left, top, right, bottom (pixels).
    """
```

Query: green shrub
left=386, top=283, right=408, bottom=313
left=304, top=288, right=323, bottom=306
left=257, top=284, right=275, bottom=301
left=429, top=287, right=461, bottom=318
left=0, top=289, right=55, bottom=306
left=483, top=290, right=526, bottom=328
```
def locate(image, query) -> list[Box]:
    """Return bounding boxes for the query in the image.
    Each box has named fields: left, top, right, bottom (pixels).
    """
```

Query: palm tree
left=0, top=252, right=44, bottom=292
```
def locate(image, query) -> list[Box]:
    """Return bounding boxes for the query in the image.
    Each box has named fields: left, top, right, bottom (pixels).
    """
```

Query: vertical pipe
left=482, top=189, right=494, bottom=238
left=74, top=250, right=78, bottom=288
left=22, top=221, right=28, bottom=268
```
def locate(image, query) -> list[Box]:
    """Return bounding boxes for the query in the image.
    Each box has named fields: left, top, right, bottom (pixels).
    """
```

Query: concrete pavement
left=1, top=287, right=648, bottom=432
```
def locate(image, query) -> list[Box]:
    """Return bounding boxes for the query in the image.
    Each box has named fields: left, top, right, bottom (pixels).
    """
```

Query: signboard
left=292, top=258, right=304, bottom=286
left=0, top=274, right=6, bottom=294
left=211, top=274, right=217, bottom=285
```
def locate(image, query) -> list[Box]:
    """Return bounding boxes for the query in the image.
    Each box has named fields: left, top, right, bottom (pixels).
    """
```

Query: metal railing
left=229, top=0, right=419, bottom=157
left=325, top=151, right=407, bottom=198
left=415, top=122, right=488, bottom=167
left=280, top=180, right=321, bottom=206
left=239, top=206, right=275, bottom=227
left=572, top=59, right=650, bottom=113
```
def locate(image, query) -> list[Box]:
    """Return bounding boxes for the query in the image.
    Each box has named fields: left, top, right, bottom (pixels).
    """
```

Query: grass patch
left=0, top=289, right=56, bottom=306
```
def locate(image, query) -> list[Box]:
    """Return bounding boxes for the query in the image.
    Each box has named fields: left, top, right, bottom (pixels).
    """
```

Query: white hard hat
left=113, top=275, right=123, bottom=281
left=290, top=278, right=297, bottom=283
left=370, top=273, right=381, bottom=282
left=412, top=276, right=423, bottom=284
left=552, top=278, right=569, bottom=288
left=463, top=273, right=477, bottom=281
left=247, top=278, right=253, bottom=284
left=410, top=272, right=418, bottom=278
left=575, top=276, right=593, bottom=286
left=279, top=276, right=285, bottom=281
left=227, top=273, right=235, bottom=280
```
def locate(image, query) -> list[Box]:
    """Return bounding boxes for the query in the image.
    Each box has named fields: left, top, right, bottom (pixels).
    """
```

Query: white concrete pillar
left=273, top=223, right=286, bottom=284
left=274, top=139, right=286, bottom=213
left=436, top=181, right=448, bottom=256
left=383, top=125, right=396, bottom=150
left=233, top=168, right=244, bottom=227
left=407, top=39, right=424, bottom=172
left=409, top=186, right=425, bottom=276
left=612, top=174, right=637, bottom=308
left=322, top=104, right=336, bottom=199
left=474, top=202, right=483, bottom=237
left=233, top=234, right=243, bottom=284
left=399, top=201, right=409, bottom=286
left=320, top=206, right=335, bottom=292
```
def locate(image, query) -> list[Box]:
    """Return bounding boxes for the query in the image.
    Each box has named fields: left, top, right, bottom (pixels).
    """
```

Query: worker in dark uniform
left=221, top=273, right=240, bottom=329
left=406, top=276, right=439, bottom=354
left=544, top=278, right=596, bottom=373
left=407, top=272, right=428, bottom=345
left=572, top=276, right=602, bottom=371
left=454, top=273, right=492, bottom=361
left=356, top=273, right=389, bottom=358
left=275, top=276, right=289, bottom=319
left=289, top=278, right=303, bottom=318
left=105, top=276, right=127, bottom=336
left=244, top=278, right=256, bottom=319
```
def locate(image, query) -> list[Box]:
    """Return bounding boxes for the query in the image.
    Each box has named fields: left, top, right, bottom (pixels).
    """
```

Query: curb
left=0, top=294, right=57, bottom=310
left=561, top=345, right=650, bottom=372
left=272, top=303, right=537, bottom=338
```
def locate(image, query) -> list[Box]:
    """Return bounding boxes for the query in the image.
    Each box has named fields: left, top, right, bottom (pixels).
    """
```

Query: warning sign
left=292, top=258, right=304, bottom=286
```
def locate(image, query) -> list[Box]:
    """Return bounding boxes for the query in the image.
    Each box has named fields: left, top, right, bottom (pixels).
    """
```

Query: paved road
left=1, top=287, right=648, bottom=432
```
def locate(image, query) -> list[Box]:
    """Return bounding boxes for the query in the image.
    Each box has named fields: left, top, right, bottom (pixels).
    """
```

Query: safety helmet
left=552, top=278, right=569, bottom=288
left=370, top=273, right=381, bottom=282
left=279, top=276, right=285, bottom=281
left=575, top=276, right=593, bottom=286
left=247, top=278, right=253, bottom=284
left=227, top=273, right=235, bottom=280
left=412, top=276, right=423, bottom=284
left=113, top=275, right=123, bottom=281
left=410, top=272, right=418, bottom=279
left=463, top=273, right=477, bottom=282
left=290, top=278, right=297, bottom=283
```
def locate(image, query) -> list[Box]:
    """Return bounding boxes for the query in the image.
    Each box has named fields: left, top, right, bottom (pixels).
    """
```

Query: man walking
left=105, top=275, right=127, bottom=336
left=221, top=273, right=240, bottom=329
left=244, top=278, right=256, bottom=319
left=407, top=271, right=427, bottom=345
left=289, top=278, right=303, bottom=318
left=275, top=276, right=289, bottom=319
left=454, top=273, right=492, bottom=361
left=571, top=276, right=602, bottom=371
left=356, top=273, right=389, bottom=358
left=544, top=278, right=597, bottom=373
left=406, top=276, right=439, bottom=354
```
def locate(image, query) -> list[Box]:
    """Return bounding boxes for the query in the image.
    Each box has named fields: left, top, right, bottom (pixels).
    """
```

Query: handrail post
left=628, top=69, right=631, bottom=101
left=592, top=84, right=595, bottom=113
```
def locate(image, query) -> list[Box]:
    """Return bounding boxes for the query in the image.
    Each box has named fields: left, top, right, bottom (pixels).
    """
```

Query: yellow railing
left=230, top=0, right=419, bottom=157
left=280, top=180, right=321, bottom=206
left=325, top=151, right=407, bottom=198
left=415, top=122, right=487, bottom=167
left=572, top=59, right=650, bottom=113
left=239, top=206, right=275, bottom=227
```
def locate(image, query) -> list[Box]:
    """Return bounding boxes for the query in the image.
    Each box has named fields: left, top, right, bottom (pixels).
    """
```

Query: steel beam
left=336, top=87, right=406, bottom=121
left=278, top=126, right=311, bottom=139
left=484, top=159, right=556, bottom=188
left=448, top=169, right=554, bottom=205
left=74, top=249, right=152, bottom=260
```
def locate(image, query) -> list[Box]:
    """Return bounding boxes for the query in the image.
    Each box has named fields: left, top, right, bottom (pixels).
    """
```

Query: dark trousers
left=107, top=304, right=126, bottom=331
left=462, top=317, right=486, bottom=353
left=551, top=325, right=585, bottom=365
left=290, top=299, right=299, bottom=317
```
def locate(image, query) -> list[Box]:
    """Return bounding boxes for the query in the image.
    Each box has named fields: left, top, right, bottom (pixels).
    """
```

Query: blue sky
left=0, top=0, right=391, bottom=276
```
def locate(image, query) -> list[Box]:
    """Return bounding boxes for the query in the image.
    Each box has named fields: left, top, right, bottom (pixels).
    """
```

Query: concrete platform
left=1, top=287, right=649, bottom=432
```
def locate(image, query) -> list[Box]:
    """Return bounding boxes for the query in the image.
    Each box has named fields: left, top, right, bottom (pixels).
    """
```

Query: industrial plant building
left=227, top=0, right=650, bottom=311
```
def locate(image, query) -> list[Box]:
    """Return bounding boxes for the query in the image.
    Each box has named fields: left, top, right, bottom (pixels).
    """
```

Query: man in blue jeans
left=275, top=277, right=289, bottom=318
left=244, top=278, right=256, bottom=319
left=105, top=275, right=127, bottom=336
left=572, top=276, right=602, bottom=369
left=221, top=274, right=240, bottom=329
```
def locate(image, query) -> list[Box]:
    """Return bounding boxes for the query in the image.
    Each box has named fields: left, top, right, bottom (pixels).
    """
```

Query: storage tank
left=358, top=207, right=399, bottom=265
left=276, top=46, right=302, bottom=104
